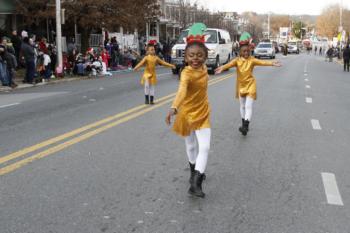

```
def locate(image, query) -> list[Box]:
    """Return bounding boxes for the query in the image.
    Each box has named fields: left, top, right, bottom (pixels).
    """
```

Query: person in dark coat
left=20, top=37, right=36, bottom=84
left=0, top=41, right=17, bottom=88
left=326, top=47, right=334, bottom=62
left=343, top=44, right=350, bottom=72
left=10, top=30, right=21, bottom=66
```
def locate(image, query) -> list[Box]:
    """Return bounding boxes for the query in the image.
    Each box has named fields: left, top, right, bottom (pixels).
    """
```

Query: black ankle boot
left=150, top=96, right=154, bottom=104
left=189, top=163, right=205, bottom=184
left=238, top=118, right=244, bottom=132
left=189, top=162, right=195, bottom=184
left=245, top=120, right=250, bottom=132
left=145, top=95, right=149, bottom=104
left=239, top=119, right=249, bottom=136
left=188, top=170, right=205, bottom=198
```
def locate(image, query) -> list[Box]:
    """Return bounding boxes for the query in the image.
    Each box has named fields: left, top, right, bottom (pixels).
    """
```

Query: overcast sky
left=197, top=0, right=350, bottom=15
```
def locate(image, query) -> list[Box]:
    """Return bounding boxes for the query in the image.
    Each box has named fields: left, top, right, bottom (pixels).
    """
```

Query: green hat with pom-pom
left=186, top=23, right=207, bottom=44
left=239, top=32, right=252, bottom=46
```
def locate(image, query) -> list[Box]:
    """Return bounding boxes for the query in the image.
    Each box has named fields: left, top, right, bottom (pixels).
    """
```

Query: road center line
left=0, top=74, right=232, bottom=174
left=157, top=72, right=172, bottom=77
left=306, top=97, right=312, bottom=103
left=0, top=103, right=20, bottom=109
left=304, top=78, right=309, bottom=82
left=321, top=173, right=344, bottom=206
left=311, top=119, right=322, bottom=130
left=306, top=85, right=311, bottom=89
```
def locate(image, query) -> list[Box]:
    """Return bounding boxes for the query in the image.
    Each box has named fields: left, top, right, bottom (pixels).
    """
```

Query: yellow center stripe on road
left=0, top=73, right=232, bottom=176
left=0, top=93, right=176, bottom=166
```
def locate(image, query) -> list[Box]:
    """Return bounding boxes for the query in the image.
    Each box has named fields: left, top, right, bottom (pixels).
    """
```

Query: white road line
left=306, top=85, right=311, bottom=89
left=311, top=119, right=322, bottom=130
left=306, top=97, right=313, bottom=103
left=0, top=103, right=20, bottom=109
left=304, top=73, right=308, bottom=76
left=158, top=72, right=172, bottom=77
left=321, top=173, right=344, bottom=206
left=304, top=78, right=309, bottom=81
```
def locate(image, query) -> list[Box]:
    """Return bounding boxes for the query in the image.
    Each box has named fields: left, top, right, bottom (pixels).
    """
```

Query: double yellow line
left=0, top=73, right=232, bottom=176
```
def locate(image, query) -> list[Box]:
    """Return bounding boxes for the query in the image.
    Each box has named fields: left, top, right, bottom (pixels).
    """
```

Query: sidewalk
left=0, top=68, right=134, bottom=93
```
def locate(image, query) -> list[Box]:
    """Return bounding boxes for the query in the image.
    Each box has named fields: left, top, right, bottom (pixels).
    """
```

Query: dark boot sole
left=239, top=127, right=247, bottom=136
left=188, top=188, right=205, bottom=198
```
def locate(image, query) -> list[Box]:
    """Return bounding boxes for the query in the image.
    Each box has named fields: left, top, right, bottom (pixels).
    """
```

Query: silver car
left=254, top=42, right=275, bottom=59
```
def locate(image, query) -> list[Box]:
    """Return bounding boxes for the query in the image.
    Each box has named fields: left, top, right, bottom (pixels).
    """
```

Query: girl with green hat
left=215, top=32, right=282, bottom=136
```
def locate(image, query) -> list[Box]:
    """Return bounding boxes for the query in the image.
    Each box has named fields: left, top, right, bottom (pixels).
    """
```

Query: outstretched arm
left=157, top=57, right=176, bottom=69
left=133, top=57, right=146, bottom=71
left=253, top=58, right=282, bottom=67
left=215, top=58, right=237, bottom=74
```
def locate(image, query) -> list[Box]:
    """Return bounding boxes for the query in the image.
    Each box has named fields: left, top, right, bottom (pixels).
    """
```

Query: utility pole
left=56, top=0, right=63, bottom=70
left=267, top=12, right=270, bottom=40
left=340, top=0, right=343, bottom=30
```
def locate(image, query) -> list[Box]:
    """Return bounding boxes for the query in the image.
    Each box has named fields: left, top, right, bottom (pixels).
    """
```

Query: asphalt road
left=0, top=53, right=349, bottom=233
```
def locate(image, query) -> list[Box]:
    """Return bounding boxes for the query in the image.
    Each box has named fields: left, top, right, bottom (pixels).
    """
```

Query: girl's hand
left=171, top=65, right=176, bottom=69
left=165, top=108, right=176, bottom=126
left=214, top=66, right=224, bottom=74
left=273, top=61, right=282, bottom=67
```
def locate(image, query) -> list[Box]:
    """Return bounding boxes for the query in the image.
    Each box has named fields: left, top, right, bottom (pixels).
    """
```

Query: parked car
left=254, top=42, right=275, bottom=59
left=287, top=41, right=300, bottom=54
left=171, top=28, right=232, bottom=74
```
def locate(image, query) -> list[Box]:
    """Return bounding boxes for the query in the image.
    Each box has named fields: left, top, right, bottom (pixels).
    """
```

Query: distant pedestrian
left=319, top=46, right=323, bottom=56
left=20, top=37, right=35, bottom=84
left=342, top=44, right=350, bottom=72
left=0, top=42, right=17, bottom=88
left=10, top=30, right=21, bottom=66
left=314, top=46, right=318, bottom=55
left=326, top=47, right=333, bottom=62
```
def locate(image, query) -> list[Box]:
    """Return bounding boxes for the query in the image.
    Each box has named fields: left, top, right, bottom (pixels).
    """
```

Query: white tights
left=144, top=80, right=155, bottom=96
left=239, top=96, right=254, bottom=121
left=184, top=128, right=211, bottom=174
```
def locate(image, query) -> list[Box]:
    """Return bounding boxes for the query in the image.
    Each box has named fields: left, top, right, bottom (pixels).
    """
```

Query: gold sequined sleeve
left=220, top=58, right=238, bottom=71
left=134, top=57, right=147, bottom=70
left=252, top=58, right=274, bottom=66
left=156, top=57, right=174, bottom=68
left=171, top=73, right=190, bottom=110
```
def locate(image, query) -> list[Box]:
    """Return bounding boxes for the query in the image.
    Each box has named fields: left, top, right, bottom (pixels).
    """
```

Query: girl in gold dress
left=215, top=32, right=281, bottom=136
left=133, top=41, right=175, bottom=104
left=166, top=23, right=210, bottom=198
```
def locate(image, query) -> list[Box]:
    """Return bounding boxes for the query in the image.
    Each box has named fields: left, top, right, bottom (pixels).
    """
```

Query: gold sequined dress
left=220, top=56, right=274, bottom=100
left=171, top=65, right=211, bottom=137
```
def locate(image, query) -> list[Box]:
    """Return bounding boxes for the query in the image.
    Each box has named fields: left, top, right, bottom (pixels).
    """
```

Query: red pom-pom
left=186, top=35, right=205, bottom=44
left=148, top=40, right=157, bottom=45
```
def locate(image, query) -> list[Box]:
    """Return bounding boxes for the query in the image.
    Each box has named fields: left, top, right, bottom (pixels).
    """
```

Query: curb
left=0, top=69, right=135, bottom=93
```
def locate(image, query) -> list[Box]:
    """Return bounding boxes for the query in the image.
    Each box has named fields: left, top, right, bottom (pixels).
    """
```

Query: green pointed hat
left=239, top=32, right=252, bottom=46
left=186, top=23, right=207, bottom=44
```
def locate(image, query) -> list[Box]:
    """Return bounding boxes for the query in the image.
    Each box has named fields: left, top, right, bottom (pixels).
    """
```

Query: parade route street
left=1, top=54, right=350, bottom=233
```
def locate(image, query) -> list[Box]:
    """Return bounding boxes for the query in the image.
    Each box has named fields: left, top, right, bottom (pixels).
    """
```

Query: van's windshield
left=176, top=29, right=218, bottom=44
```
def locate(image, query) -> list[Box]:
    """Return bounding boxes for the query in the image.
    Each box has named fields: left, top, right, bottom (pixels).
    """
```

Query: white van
left=171, top=28, right=232, bottom=74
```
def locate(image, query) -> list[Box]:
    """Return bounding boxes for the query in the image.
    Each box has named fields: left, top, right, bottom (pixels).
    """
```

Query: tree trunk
left=81, top=27, right=91, bottom=53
